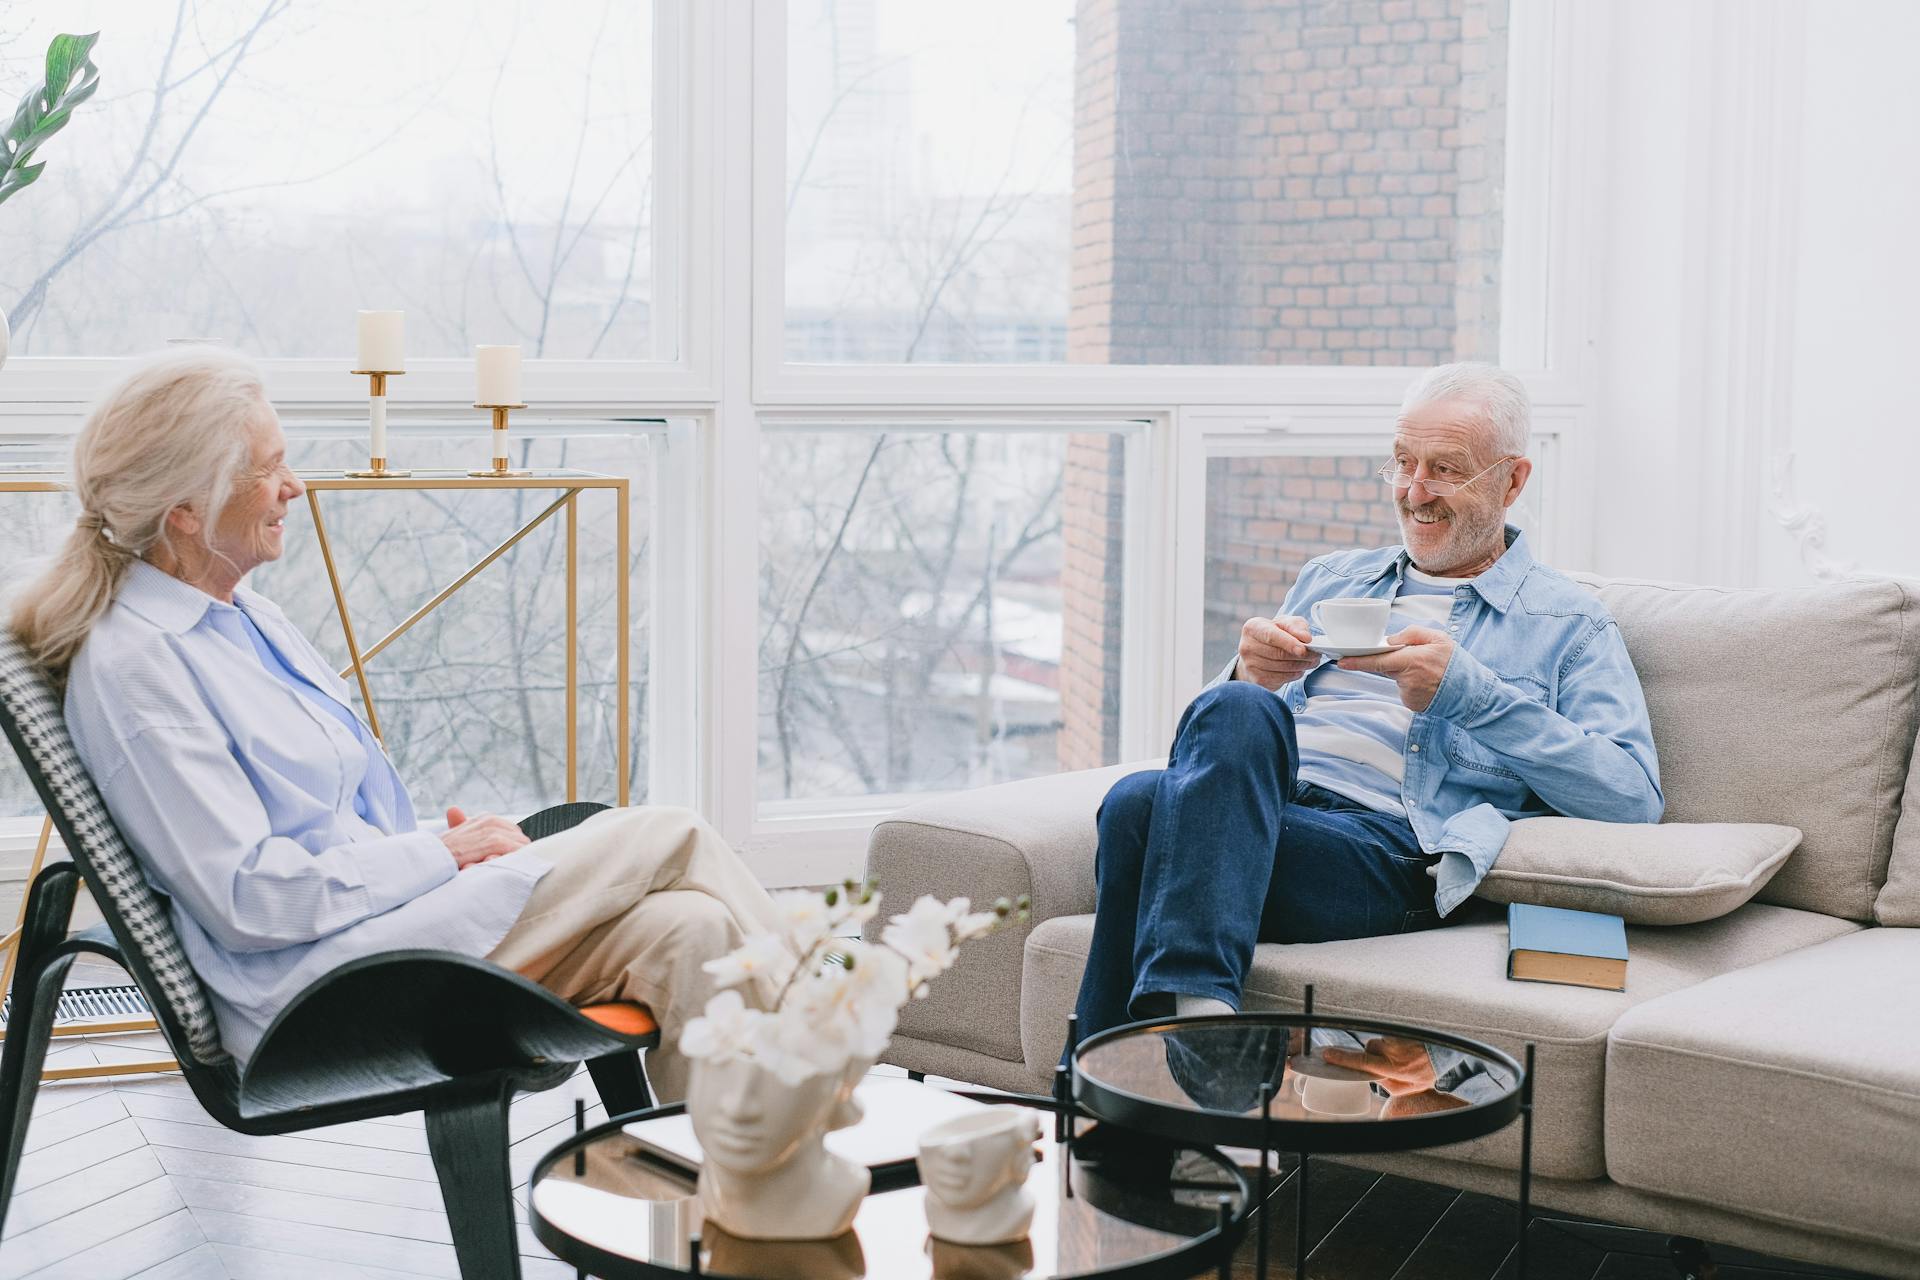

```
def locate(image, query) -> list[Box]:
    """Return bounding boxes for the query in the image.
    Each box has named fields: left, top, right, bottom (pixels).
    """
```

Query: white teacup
left=1287, top=1053, right=1378, bottom=1117
left=1309, top=597, right=1391, bottom=648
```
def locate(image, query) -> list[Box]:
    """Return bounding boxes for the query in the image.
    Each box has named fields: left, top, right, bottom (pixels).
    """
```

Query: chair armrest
left=519, top=801, right=611, bottom=841
left=238, top=949, right=640, bottom=1120
left=862, top=760, right=1159, bottom=1066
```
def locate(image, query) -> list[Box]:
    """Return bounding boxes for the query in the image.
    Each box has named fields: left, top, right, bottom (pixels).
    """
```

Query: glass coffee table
left=1067, top=1003, right=1533, bottom=1280
left=530, top=1090, right=1252, bottom=1279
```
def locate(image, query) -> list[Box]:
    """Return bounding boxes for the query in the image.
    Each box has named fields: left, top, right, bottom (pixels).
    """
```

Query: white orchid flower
left=679, top=989, right=767, bottom=1061
left=769, top=888, right=834, bottom=949
left=880, top=895, right=960, bottom=985
left=700, top=932, right=794, bottom=997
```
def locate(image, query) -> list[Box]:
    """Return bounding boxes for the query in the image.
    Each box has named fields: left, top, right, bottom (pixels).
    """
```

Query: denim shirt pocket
left=1441, top=667, right=1549, bottom=798
left=1441, top=725, right=1524, bottom=781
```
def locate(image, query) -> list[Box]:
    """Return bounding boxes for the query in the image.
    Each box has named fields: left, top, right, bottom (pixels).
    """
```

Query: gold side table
left=0, top=468, right=633, bottom=1080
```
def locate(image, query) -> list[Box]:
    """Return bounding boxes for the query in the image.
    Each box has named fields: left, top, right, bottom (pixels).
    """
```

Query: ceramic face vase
left=916, top=1106, right=1043, bottom=1245
left=687, top=1053, right=871, bottom=1240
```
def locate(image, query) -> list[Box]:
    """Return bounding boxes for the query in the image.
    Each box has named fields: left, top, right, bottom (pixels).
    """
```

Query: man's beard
left=1396, top=496, right=1507, bottom=572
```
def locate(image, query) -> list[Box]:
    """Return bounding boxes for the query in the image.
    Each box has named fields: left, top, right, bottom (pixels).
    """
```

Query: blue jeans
left=1067, top=681, right=1441, bottom=1054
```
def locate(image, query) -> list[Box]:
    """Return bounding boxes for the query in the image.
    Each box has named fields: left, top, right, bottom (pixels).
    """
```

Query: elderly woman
left=8, top=348, right=778, bottom=1099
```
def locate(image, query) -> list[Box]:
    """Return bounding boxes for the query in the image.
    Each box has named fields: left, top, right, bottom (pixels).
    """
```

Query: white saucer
left=1306, top=640, right=1393, bottom=658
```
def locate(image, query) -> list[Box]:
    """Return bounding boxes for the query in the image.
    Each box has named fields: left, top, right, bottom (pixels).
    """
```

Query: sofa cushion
left=1571, top=575, right=1920, bottom=921
left=1475, top=817, right=1800, bottom=924
left=1022, top=902, right=1858, bottom=1180
left=1606, top=928, right=1920, bottom=1250
left=865, top=761, right=1149, bottom=1065
left=1877, top=721, right=1920, bottom=925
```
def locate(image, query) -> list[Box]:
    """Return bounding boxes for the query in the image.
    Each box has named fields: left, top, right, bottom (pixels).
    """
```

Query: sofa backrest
left=1570, top=574, right=1920, bottom=921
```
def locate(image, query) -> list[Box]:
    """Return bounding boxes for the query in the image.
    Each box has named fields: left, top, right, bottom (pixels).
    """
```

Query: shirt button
left=1409, top=744, right=1421, bottom=753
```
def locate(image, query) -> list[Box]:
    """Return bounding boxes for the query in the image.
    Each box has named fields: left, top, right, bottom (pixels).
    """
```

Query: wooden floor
left=0, top=1045, right=1869, bottom=1280
left=2, top=1035, right=592, bottom=1279
left=1220, top=1153, right=1864, bottom=1280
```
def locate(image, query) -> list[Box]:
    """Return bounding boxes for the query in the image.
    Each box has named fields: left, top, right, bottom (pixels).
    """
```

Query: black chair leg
left=0, top=863, right=80, bottom=1238
left=425, top=1078, right=522, bottom=1280
left=586, top=1049, right=652, bottom=1118
left=0, top=953, right=77, bottom=1235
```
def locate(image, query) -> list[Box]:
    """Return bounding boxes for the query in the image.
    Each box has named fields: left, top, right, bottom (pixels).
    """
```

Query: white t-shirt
left=1293, top=567, right=1469, bottom=816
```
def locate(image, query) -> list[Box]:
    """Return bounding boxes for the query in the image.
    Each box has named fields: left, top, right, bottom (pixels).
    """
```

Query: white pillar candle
left=357, top=311, right=405, bottom=371
left=475, top=344, right=522, bottom=405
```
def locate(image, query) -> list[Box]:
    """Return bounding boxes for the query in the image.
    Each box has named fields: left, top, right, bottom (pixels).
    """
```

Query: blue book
left=1507, top=903, right=1628, bottom=990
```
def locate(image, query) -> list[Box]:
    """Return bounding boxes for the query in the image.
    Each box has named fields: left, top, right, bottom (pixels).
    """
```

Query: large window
left=784, top=0, right=1509, bottom=366
left=758, top=426, right=1131, bottom=803
left=1201, top=453, right=1402, bottom=683
left=0, top=3, right=1569, bottom=880
left=253, top=427, right=655, bottom=815
left=0, top=2, right=659, bottom=360
left=0, top=426, right=655, bottom=819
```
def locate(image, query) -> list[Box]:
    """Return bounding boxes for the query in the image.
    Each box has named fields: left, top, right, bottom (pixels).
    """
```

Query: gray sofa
left=864, top=575, right=1920, bottom=1276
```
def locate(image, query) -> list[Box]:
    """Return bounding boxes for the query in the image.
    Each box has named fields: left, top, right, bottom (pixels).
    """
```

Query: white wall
left=1587, top=0, right=1918, bottom=587
left=1767, top=0, right=1920, bottom=584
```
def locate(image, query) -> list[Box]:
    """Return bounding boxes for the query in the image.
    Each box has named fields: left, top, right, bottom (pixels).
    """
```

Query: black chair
left=0, top=632, right=659, bottom=1280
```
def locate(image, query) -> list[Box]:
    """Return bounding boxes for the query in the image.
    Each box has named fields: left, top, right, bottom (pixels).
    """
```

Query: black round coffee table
left=1067, top=1007, right=1534, bottom=1280
left=530, top=1090, right=1253, bottom=1279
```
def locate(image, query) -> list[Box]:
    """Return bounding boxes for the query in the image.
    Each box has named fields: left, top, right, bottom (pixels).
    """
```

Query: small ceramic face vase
left=918, top=1107, right=1042, bottom=1244
left=688, top=1053, right=849, bottom=1176
left=689, top=1055, right=871, bottom=1240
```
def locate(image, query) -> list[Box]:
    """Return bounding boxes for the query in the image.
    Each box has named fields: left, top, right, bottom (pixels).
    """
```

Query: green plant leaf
left=0, top=160, right=46, bottom=202
left=43, top=33, right=100, bottom=101
left=1, top=32, right=99, bottom=210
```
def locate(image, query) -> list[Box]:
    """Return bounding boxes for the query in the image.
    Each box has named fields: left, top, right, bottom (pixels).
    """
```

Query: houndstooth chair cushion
left=0, top=632, right=227, bottom=1065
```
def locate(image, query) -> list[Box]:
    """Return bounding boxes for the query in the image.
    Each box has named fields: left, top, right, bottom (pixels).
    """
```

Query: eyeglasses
left=1376, top=456, right=1520, bottom=497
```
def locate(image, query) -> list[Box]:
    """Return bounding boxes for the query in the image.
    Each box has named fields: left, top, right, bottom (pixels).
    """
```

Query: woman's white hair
left=9, top=347, right=267, bottom=681
left=1399, top=362, right=1532, bottom=459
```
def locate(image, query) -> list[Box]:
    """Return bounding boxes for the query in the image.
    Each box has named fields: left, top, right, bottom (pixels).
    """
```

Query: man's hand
left=438, top=807, right=530, bottom=870
left=1318, top=1036, right=1437, bottom=1096
left=1319, top=1036, right=1471, bottom=1116
left=1235, top=615, right=1317, bottom=690
left=1336, top=626, right=1454, bottom=711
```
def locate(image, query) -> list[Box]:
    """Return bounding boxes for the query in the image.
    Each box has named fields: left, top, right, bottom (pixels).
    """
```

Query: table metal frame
left=0, top=470, right=631, bottom=1081
left=1065, top=988, right=1537, bottom=1280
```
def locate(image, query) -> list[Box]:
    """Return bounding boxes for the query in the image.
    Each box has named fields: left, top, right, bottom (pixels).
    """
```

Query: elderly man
left=1067, top=362, right=1663, bottom=1052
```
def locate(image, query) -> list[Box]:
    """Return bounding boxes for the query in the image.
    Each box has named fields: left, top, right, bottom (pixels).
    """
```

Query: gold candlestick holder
left=470, top=403, right=532, bottom=477
left=345, top=370, right=411, bottom=478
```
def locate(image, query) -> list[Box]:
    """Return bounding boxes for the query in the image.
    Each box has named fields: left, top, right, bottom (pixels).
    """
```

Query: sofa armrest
left=863, top=761, right=1159, bottom=1068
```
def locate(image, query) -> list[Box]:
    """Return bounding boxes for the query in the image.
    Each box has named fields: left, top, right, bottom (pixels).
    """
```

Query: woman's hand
left=438, top=806, right=530, bottom=870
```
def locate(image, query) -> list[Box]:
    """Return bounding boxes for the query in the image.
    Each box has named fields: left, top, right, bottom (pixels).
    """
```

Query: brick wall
left=1058, top=432, right=1128, bottom=771
left=1057, top=0, right=1504, bottom=764
left=1202, top=454, right=1403, bottom=681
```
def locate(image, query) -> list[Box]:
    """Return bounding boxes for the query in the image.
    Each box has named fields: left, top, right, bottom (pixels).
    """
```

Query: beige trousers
left=484, top=805, right=782, bottom=1102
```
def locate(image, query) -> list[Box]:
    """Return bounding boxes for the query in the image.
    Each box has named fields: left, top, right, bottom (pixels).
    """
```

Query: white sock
left=1174, top=994, right=1234, bottom=1018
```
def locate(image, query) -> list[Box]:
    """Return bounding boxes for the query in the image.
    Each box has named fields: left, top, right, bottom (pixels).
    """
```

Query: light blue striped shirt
left=1294, top=568, right=1464, bottom=815
left=64, top=561, right=550, bottom=1064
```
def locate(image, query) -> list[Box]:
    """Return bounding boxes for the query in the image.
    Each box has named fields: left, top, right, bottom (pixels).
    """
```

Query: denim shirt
left=64, top=560, right=551, bottom=1063
left=1212, top=528, right=1662, bottom=916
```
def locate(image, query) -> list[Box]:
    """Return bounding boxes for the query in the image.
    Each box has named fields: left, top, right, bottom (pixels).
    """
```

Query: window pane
left=0, top=483, right=81, bottom=817
left=0, top=429, right=653, bottom=818
left=1, top=3, right=657, bottom=359
left=1202, top=454, right=1401, bottom=684
left=786, top=0, right=1508, bottom=366
left=759, top=429, right=1128, bottom=802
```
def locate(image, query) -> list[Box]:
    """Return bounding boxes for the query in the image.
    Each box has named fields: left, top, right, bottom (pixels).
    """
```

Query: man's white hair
left=1399, top=362, right=1532, bottom=459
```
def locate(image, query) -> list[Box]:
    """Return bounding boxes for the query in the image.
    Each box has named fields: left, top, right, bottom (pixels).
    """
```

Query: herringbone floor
left=2, top=1026, right=593, bottom=1279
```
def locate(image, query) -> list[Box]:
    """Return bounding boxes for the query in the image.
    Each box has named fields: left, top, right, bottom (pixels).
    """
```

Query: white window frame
left=0, top=0, right=1612, bottom=889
